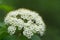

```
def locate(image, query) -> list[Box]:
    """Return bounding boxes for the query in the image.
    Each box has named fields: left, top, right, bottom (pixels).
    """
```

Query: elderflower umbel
left=4, top=8, right=46, bottom=39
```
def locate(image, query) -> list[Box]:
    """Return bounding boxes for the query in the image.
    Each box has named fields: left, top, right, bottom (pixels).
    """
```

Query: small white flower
left=8, top=26, right=16, bottom=35
left=4, top=8, right=46, bottom=39
left=23, top=29, right=33, bottom=38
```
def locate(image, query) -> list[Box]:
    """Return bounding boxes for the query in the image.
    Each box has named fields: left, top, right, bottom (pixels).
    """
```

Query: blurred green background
left=0, top=0, right=60, bottom=40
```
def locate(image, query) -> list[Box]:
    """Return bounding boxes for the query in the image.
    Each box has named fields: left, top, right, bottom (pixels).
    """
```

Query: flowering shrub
left=4, top=8, right=46, bottom=39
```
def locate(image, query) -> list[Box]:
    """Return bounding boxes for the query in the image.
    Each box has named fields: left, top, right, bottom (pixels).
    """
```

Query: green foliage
left=0, top=23, right=8, bottom=40
left=19, top=35, right=28, bottom=40
left=31, top=35, right=41, bottom=40
left=3, top=35, right=16, bottom=40
left=0, top=5, right=14, bottom=12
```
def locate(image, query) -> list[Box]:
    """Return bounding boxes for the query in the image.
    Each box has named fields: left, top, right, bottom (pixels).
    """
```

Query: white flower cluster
left=4, top=8, right=46, bottom=38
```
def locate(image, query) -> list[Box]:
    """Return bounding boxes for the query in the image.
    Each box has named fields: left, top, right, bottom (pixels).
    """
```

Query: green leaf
left=3, top=35, right=16, bottom=40
left=0, top=25, right=8, bottom=40
left=31, top=35, right=41, bottom=40
left=0, top=4, right=14, bottom=12
left=17, top=35, right=28, bottom=40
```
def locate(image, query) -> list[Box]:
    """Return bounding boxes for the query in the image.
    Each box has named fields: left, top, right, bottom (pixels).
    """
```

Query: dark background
left=0, top=0, right=60, bottom=40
